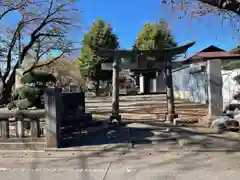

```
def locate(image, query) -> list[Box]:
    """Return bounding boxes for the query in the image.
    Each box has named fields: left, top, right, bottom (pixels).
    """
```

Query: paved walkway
left=0, top=94, right=237, bottom=179
left=1, top=150, right=240, bottom=179
left=1, top=121, right=240, bottom=180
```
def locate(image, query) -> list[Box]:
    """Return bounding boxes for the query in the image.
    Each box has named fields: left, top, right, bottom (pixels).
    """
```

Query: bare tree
left=162, top=0, right=240, bottom=38
left=164, top=0, right=240, bottom=16
left=36, top=57, right=85, bottom=88
left=199, top=0, right=240, bottom=15
left=0, top=0, right=81, bottom=104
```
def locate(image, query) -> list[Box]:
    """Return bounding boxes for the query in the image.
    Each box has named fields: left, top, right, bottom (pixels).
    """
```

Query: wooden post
left=31, top=118, right=40, bottom=138
left=109, top=57, right=121, bottom=123
left=165, top=58, right=177, bottom=123
left=16, top=115, right=24, bottom=137
left=0, top=119, right=9, bottom=138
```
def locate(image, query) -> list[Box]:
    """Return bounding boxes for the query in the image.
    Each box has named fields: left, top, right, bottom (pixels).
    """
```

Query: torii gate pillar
left=165, top=58, right=177, bottom=122
left=109, top=57, right=121, bottom=123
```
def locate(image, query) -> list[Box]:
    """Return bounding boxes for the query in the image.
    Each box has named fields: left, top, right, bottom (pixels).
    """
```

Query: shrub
left=16, top=99, right=31, bottom=110
left=9, top=71, right=56, bottom=110
left=22, top=71, right=56, bottom=85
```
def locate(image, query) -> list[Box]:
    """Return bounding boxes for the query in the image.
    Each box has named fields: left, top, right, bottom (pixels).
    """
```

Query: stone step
left=0, top=120, right=111, bottom=151
left=0, top=138, right=46, bottom=150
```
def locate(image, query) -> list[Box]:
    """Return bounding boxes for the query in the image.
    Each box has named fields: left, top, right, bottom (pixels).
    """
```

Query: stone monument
left=207, top=59, right=223, bottom=119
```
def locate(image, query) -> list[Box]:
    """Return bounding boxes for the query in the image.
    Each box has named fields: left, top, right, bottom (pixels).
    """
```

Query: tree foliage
left=9, top=71, right=56, bottom=110
left=77, top=19, right=119, bottom=86
left=0, top=0, right=81, bottom=104
left=231, top=45, right=240, bottom=53
left=134, top=20, right=177, bottom=61
left=8, top=56, right=85, bottom=110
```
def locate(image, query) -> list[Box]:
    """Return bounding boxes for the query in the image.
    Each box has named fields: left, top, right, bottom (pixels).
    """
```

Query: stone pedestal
left=44, top=87, right=63, bottom=148
left=31, top=118, right=40, bottom=138
left=16, top=115, right=24, bottom=137
left=0, top=119, right=9, bottom=138
left=206, top=59, right=223, bottom=126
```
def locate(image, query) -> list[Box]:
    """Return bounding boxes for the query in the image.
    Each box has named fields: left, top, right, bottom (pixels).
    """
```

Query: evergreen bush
left=8, top=71, right=56, bottom=110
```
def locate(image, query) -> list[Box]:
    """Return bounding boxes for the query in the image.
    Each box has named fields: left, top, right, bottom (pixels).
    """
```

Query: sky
left=78, top=0, right=240, bottom=56
left=1, top=0, right=240, bottom=59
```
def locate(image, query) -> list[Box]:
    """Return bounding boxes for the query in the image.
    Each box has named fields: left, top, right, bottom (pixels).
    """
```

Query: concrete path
left=0, top=150, right=240, bottom=179
left=1, top=121, right=240, bottom=180
left=0, top=94, right=237, bottom=179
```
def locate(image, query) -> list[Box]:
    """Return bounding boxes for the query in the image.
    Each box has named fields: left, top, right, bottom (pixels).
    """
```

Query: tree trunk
left=0, top=69, right=16, bottom=105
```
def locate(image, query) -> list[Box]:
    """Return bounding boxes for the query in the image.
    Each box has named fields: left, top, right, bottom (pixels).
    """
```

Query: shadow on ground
left=24, top=120, right=240, bottom=180
left=59, top=121, right=177, bottom=149
left=59, top=119, right=240, bottom=152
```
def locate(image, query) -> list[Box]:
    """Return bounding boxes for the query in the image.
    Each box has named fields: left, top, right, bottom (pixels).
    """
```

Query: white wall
left=222, top=68, right=240, bottom=109
left=172, top=62, right=240, bottom=108
left=172, top=64, right=208, bottom=104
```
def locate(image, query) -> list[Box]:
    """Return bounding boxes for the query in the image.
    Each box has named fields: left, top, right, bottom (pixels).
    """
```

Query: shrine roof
left=181, top=45, right=240, bottom=64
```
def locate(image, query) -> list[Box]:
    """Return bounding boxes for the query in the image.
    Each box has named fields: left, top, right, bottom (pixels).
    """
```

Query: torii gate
left=91, top=41, right=195, bottom=123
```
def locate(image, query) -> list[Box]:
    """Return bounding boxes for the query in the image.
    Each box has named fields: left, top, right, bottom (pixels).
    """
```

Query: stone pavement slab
left=2, top=121, right=240, bottom=179
left=172, top=127, right=240, bottom=151
left=1, top=151, right=240, bottom=179
left=0, top=169, right=107, bottom=180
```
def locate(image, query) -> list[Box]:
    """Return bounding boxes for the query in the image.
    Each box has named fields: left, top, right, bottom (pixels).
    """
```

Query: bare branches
left=4, top=18, right=26, bottom=80
left=0, top=0, right=80, bottom=87
left=166, top=0, right=240, bottom=17
left=18, top=0, right=79, bottom=64
left=199, top=0, right=240, bottom=15
left=0, top=0, right=81, bottom=103
left=23, top=51, right=64, bottom=74
left=0, top=0, right=28, bottom=20
left=165, top=0, right=240, bottom=40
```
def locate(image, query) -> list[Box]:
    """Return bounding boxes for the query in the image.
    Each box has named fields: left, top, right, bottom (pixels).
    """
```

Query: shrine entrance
left=91, top=41, right=195, bottom=123
left=131, top=69, right=166, bottom=94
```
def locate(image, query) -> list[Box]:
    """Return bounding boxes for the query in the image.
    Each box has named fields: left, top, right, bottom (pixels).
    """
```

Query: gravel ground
left=86, top=94, right=208, bottom=122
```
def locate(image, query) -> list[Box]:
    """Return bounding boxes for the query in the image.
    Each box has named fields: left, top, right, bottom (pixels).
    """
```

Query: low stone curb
left=46, top=122, right=130, bottom=152
left=0, top=120, right=121, bottom=151
left=45, top=143, right=131, bottom=152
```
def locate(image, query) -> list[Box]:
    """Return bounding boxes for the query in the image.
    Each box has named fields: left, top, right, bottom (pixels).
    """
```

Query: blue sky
left=78, top=0, right=239, bottom=56
left=1, top=0, right=239, bottom=58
